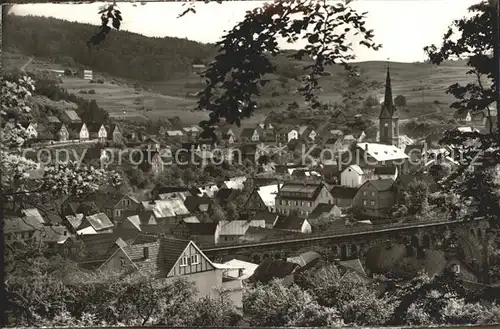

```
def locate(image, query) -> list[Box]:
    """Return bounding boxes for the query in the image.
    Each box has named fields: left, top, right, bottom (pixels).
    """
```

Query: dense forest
left=4, top=15, right=217, bottom=82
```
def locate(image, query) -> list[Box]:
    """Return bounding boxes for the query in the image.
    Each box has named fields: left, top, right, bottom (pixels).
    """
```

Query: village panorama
left=2, top=0, right=500, bottom=327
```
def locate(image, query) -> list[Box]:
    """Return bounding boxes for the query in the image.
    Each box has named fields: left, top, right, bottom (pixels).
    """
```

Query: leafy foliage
left=424, top=1, right=497, bottom=126
left=195, top=0, right=380, bottom=132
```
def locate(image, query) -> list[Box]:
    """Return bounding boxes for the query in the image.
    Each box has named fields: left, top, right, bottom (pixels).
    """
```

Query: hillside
left=3, top=15, right=475, bottom=124
left=4, top=14, right=216, bottom=81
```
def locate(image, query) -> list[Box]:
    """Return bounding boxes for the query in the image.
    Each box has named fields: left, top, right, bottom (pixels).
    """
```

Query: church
left=378, top=66, right=400, bottom=147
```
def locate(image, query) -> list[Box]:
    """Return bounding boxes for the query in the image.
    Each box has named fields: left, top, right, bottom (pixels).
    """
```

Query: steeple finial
left=384, top=59, right=394, bottom=114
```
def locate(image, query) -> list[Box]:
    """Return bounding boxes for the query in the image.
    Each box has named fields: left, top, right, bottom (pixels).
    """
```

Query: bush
left=394, top=95, right=407, bottom=107
left=64, top=69, right=72, bottom=76
left=97, top=78, right=105, bottom=84
left=363, top=95, right=379, bottom=107
left=78, top=90, right=87, bottom=94
left=88, top=89, right=96, bottom=94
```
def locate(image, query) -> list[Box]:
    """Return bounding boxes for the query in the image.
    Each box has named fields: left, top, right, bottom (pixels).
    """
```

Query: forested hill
left=4, top=15, right=217, bottom=81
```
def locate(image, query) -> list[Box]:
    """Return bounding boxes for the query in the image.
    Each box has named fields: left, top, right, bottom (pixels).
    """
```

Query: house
left=374, top=166, right=398, bottom=181
left=61, top=109, right=82, bottom=124
left=99, top=236, right=242, bottom=302
left=66, top=213, right=114, bottom=235
left=78, top=192, right=141, bottom=224
left=245, top=183, right=282, bottom=213
left=330, top=186, right=358, bottom=208
left=273, top=215, right=312, bottom=233
left=353, top=179, right=396, bottom=221
left=190, top=184, right=220, bottom=198
left=330, top=129, right=344, bottom=137
left=106, top=124, right=122, bottom=143
left=340, top=164, right=366, bottom=188
left=248, top=259, right=301, bottom=286
left=135, top=149, right=173, bottom=175
left=287, top=251, right=324, bottom=269
left=240, top=128, right=260, bottom=142
left=87, top=123, right=108, bottom=142
left=47, top=116, right=61, bottom=124
left=239, top=225, right=293, bottom=242
left=4, top=214, right=45, bottom=244
left=309, top=203, right=342, bottom=222
left=55, top=123, right=69, bottom=141
left=220, top=134, right=235, bottom=145
left=172, top=222, right=220, bottom=245
left=81, top=70, right=93, bottom=80
left=275, top=182, right=333, bottom=217
left=276, top=127, right=299, bottom=143
left=67, top=123, right=89, bottom=141
left=119, top=211, right=159, bottom=235
left=20, top=122, right=38, bottom=139
left=141, top=198, right=191, bottom=227
left=218, top=219, right=266, bottom=243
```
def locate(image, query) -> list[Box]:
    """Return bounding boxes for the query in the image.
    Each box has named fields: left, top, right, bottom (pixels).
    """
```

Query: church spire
left=383, top=61, right=394, bottom=116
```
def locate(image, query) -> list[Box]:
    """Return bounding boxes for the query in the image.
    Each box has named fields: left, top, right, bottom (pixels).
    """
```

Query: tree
left=394, top=94, right=407, bottom=107
left=91, top=1, right=380, bottom=134
left=363, top=95, right=379, bottom=107
left=424, top=1, right=497, bottom=134
left=1, top=73, right=122, bottom=326
left=404, top=180, right=431, bottom=216
left=243, top=279, right=341, bottom=327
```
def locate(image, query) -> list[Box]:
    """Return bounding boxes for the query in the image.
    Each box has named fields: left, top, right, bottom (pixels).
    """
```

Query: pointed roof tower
left=379, top=63, right=398, bottom=119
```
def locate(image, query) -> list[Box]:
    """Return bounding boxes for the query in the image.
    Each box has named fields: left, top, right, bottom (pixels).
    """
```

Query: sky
left=9, top=0, right=477, bottom=63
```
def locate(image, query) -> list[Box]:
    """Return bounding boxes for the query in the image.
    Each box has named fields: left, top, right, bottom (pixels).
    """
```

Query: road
left=20, top=56, right=34, bottom=71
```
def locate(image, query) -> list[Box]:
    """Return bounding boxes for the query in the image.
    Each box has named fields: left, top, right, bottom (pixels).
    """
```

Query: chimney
left=365, top=143, right=368, bottom=151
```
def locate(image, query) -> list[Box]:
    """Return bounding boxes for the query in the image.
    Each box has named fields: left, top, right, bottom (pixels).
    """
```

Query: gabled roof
left=364, top=178, right=395, bottom=192
left=4, top=215, right=44, bottom=234
left=309, top=203, right=338, bottom=220
left=125, top=211, right=157, bottom=231
left=255, top=184, right=282, bottom=207
left=241, top=211, right=278, bottom=227
left=249, top=259, right=300, bottom=284
left=405, top=144, right=425, bottom=155
left=325, top=137, right=340, bottom=145
left=273, top=215, right=307, bottom=231
left=329, top=186, right=358, bottom=199
left=65, top=213, right=85, bottom=230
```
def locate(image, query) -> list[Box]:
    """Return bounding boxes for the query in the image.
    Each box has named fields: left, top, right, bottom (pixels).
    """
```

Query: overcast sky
left=10, top=0, right=476, bottom=63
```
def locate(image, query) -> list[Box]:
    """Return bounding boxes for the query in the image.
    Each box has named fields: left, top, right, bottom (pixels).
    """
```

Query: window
left=363, top=191, right=367, bottom=196
left=115, top=209, right=122, bottom=217
left=370, top=201, right=375, bottom=206
left=143, top=247, right=149, bottom=260
left=371, top=191, right=375, bottom=196
left=180, top=256, right=188, bottom=267
left=190, top=254, right=200, bottom=265
left=363, top=200, right=367, bottom=206
left=305, top=211, right=309, bottom=216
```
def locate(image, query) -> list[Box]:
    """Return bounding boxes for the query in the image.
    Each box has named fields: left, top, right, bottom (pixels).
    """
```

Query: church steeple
left=378, top=61, right=400, bottom=146
left=383, top=65, right=394, bottom=115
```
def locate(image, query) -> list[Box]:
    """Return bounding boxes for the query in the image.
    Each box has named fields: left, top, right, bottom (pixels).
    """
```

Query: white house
left=288, top=129, right=299, bottom=142
left=68, top=123, right=89, bottom=141
left=88, top=123, right=108, bottom=142
left=341, top=164, right=365, bottom=188
left=21, top=123, right=38, bottom=139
